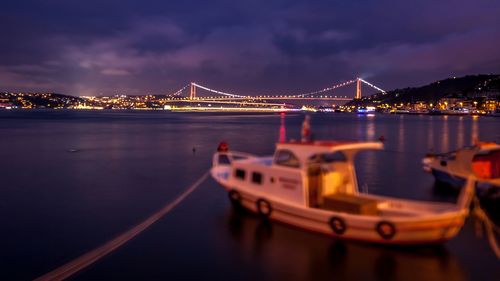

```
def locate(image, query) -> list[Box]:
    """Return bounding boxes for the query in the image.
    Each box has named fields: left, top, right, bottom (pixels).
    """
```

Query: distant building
left=484, top=100, right=498, bottom=111
left=437, top=97, right=464, bottom=109
left=411, top=101, right=429, bottom=110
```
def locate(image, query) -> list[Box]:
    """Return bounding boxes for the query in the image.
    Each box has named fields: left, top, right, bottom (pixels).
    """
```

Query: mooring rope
left=472, top=196, right=500, bottom=258
left=35, top=171, right=210, bottom=281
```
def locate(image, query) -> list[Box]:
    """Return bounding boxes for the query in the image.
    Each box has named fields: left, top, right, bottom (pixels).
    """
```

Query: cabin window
left=252, top=172, right=263, bottom=184
left=309, top=151, right=347, bottom=163
left=275, top=150, right=300, bottom=168
left=218, top=154, right=231, bottom=165
left=234, top=169, right=246, bottom=180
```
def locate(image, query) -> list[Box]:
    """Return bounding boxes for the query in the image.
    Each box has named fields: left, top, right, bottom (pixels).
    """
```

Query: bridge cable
left=169, top=84, right=190, bottom=96
left=288, top=79, right=357, bottom=98
left=359, top=78, right=387, bottom=94
left=185, top=78, right=385, bottom=99
left=192, top=83, right=247, bottom=98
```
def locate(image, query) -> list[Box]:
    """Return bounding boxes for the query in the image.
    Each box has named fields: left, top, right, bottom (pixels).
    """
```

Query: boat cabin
left=435, top=143, right=500, bottom=180
left=226, top=141, right=383, bottom=209
left=471, top=145, right=500, bottom=179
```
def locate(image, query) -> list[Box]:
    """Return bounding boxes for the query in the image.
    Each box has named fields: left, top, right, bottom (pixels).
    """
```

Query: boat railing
left=212, top=151, right=257, bottom=167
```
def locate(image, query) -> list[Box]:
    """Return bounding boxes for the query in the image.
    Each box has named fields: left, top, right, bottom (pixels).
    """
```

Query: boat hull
left=432, top=168, right=500, bottom=194
left=431, top=169, right=466, bottom=188
left=219, top=184, right=467, bottom=245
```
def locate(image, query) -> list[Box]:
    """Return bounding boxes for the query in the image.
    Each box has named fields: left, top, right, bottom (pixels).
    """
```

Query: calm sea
left=0, top=110, right=499, bottom=280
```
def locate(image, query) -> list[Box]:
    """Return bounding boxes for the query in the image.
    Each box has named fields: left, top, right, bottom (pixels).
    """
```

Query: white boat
left=422, top=142, right=500, bottom=195
left=211, top=140, right=476, bottom=245
left=357, top=106, right=376, bottom=114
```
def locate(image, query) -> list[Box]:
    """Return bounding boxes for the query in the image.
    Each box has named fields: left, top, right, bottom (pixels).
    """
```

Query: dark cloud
left=0, top=0, right=499, bottom=96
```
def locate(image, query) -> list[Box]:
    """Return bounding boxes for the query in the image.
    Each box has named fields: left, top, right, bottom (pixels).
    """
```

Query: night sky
left=1, top=0, right=499, bottom=96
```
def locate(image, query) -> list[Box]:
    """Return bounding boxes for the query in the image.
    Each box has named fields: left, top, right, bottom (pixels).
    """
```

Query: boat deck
left=318, top=193, right=458, bottom=218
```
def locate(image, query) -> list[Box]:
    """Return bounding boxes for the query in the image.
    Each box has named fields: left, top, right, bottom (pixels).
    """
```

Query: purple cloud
left=0, top=0, right=499, bottom=96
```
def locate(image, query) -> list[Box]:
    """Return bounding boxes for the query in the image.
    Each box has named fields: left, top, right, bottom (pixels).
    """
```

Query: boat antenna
left=279, top=112, right=286, bottom=143
left=301, top=115, right=311, bottom=142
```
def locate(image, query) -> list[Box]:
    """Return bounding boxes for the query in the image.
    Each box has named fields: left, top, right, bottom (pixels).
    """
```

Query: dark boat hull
left=431, top=169, right=466, bottom=188
left=432, top=168, right=500, bottom=198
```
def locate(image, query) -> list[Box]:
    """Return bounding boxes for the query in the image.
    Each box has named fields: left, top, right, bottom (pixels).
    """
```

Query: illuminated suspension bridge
left=163, top=78, right=387, bottom=107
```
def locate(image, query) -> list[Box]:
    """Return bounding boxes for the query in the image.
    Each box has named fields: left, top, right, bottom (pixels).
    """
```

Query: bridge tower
left=355, top=78, right=361, bottom=99
left=190, top=82, right=196, bottom=99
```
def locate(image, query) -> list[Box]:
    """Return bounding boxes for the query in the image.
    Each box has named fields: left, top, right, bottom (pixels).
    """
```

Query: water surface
left=0, top=110, right=499, bottom=280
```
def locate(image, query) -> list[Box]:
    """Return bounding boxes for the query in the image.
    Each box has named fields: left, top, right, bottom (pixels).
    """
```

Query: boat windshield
left=274, top=149, right=300, bottom=168
left=308, top=151, right=347, bottom=163
left=218, top=154, right=231, bottom=165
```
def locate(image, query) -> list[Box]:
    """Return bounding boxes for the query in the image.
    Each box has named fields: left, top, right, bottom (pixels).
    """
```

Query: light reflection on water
left=441, top=115, right=449, bottom=152
left=457, top=117, right=464, bottom=148
left=366, top=115, right=376, bottom=140
left=0, top=110, right=499, bottom=280
left=398, top=114, right=405, bottom=152
left=428, top=116, right=435, bottom=149
left=472, top=116, right=479, bottom=143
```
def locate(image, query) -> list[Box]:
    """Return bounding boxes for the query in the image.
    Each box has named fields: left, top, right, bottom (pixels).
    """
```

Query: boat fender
left=256, top=199, right=272, bottom=218
left=228, top=189, right=242, bottom=206
left=376, top=221, right=396, bottom=239
left=329, top=216, right=347, bottom=235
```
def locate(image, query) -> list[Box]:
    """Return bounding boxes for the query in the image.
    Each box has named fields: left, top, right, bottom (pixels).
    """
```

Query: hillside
left=348, top=74, right=500, bottom=106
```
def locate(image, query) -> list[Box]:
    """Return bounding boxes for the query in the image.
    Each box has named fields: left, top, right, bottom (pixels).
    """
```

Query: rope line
left=35, top=171, right=210, bottom=281
left=472, top=196, right=500, bottom=258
